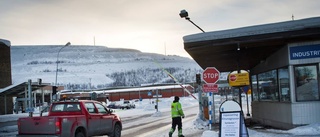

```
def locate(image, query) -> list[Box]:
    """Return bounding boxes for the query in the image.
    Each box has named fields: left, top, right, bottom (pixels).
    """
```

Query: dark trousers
left=171, top=117, right=182, bottom=130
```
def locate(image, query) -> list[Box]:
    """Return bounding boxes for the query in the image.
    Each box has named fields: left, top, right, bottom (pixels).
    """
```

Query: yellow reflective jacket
left=171, top=102, right=184, bottom=118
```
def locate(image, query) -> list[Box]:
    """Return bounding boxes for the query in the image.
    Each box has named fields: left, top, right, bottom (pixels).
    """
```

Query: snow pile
left=288, top=123, right=320, bottom=136
left=193, top=114, right=209, bottom=130
left=201, top=130, right=219, bottom=137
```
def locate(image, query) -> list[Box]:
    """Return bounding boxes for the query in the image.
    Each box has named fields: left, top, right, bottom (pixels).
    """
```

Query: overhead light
left=179, top=9, right=205, bottom=33
left=179, top=9, right=189, bottom=18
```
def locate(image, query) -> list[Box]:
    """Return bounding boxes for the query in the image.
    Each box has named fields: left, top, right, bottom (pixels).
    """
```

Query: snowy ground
left=1, top=94, right=320, bottom=137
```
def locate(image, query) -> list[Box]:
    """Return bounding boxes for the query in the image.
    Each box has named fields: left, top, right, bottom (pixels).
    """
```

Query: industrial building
left=183, top=16, right=320, bottom=129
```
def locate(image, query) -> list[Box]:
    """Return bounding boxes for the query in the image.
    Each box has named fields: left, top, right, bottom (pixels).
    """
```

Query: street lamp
left=55, top=42, right=71, bottom=86
left=179, top=9, right=205, bottom=33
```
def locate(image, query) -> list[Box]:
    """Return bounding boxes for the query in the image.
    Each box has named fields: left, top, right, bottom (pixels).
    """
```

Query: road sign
left=203, top=84, right=219, bottom=93
left=26, top=107, right=34, bottom=113
left=242, top=86, right=250, bottom=93
left=148, top=91, right=152, bottom=96
left=228, top=71, right=250, bottom=87
left=202, top=67, right=220, bottom=84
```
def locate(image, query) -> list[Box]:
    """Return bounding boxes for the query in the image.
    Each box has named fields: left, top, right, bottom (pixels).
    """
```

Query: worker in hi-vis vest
left=169, top=96, right=185, bottom=137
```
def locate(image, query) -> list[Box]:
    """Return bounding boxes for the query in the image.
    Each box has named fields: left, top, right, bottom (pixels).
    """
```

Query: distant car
left=107, top=102, right=121, bottom=109
left=120, top=100, right=135, bottom=109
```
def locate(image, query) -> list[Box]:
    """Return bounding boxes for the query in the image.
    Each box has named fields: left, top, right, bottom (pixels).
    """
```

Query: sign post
left=202, top=67, right=220, bottom=130
left=228, top=70, right=250, bottom=112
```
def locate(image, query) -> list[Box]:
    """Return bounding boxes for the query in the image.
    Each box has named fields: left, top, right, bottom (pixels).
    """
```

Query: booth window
left=278, top=68, right=290, bottom=102
left=294, top=64, right=319, bottom=101
left=258, top=70, right=279, bottom=101
left=251, top=75, right=259, bottom=101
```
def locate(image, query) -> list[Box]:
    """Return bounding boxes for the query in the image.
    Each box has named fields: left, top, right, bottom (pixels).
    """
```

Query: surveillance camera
left=179, top=9, right=188, bottom=18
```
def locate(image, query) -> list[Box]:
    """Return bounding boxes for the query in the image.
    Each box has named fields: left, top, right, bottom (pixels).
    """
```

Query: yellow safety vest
left=171, top=102, right=184, bottom=118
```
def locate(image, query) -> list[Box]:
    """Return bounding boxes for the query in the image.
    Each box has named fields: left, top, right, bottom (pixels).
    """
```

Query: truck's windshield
left=51, top=103, right=81, bottom=112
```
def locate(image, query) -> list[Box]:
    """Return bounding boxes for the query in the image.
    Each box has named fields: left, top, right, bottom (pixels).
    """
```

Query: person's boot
left=178, top=129, right=184, bottom=137
left=169, top=128, right=174, bottom=137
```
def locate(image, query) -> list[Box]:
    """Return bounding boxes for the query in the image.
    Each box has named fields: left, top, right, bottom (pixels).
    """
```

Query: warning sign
left=228, top=72, right=250, bottom=87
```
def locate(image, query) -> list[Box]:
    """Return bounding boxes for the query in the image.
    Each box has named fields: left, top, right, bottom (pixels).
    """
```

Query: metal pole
left=41, top=87, right=44, bottom=111
left=198, top=84, right=204, bottom=121
left=246, top=93, right=250, bottom=116
left=28, top=79, right=32, bottom=109
left=156, top=89, right=159, bottom=112
left=225, top=87, right=227, bottom=101
left=212, top=93, right=215, bottom=125
left=24, top=86, right=27, bottom=113
left=34, top=90, right=36, bottom=109
left=55, top=42, right=70, bottom=86
left=208, top=92, right=212, bottom=130
left=53, top=42, right=70, bottom=103
left=28, top=79, right=33, bottom=117
left=139, top=87, right=141, bottom=102
left=239, top=87, right=242, bottom=110
left=186, top=18, right=205, bottom=33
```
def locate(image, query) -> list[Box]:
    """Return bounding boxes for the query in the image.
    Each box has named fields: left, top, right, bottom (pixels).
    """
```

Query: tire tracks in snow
left=121, top=105, right=199, bottom=137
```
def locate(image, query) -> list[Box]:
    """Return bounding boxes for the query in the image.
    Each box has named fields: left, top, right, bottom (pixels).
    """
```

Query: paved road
left=120, top=105, right=203, bottom=137
left=0, top=121, right=16, bottom=128
left=1, top=105, right=203, bottom=137
left=92, top=105, right=203, bottom=137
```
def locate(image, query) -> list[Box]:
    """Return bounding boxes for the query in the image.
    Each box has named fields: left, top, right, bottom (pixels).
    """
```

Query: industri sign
left=290, top=44, right=320, bottom=60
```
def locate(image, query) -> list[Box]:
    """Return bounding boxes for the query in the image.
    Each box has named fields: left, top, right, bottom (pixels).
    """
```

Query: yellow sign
left=228, top=72, right=250, bottom=87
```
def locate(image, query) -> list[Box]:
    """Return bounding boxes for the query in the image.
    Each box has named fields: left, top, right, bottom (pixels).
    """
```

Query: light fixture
left=179, top=9, right=205, bottom=33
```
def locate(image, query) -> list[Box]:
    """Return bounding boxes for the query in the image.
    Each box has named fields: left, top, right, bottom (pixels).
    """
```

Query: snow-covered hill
left=11, top=45, right=202, bottom=89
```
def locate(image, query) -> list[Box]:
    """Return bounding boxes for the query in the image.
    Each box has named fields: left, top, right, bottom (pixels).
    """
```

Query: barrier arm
left=153, top=61, right=198, bottom=100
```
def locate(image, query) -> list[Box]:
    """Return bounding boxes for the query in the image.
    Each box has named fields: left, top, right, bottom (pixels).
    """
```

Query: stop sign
left=229, top=74, right=237, bottom=81
left=202, top=67, right=220, bottom=84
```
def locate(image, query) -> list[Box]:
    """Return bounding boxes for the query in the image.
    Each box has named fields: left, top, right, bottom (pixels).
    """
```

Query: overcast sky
left=1, top=0, right=320, bottom=58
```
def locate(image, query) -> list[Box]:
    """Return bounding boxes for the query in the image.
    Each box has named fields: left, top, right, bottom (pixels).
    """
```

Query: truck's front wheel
left=110, top=124, right=121, bottom=137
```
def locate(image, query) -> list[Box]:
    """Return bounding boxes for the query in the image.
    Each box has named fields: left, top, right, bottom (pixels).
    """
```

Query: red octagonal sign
left=202, top=67, right=220, bottom=84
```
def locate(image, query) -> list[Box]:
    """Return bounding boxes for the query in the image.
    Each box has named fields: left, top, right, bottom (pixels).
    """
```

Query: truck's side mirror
left=40, top=106, right=49, bottom=117
left=109, top=109, right=115, bottom=113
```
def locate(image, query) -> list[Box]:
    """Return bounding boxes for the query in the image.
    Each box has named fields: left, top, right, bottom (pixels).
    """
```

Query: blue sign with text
left=290, top=44, right=320, bottom=60
left=148, top=91, right=152, bottom=96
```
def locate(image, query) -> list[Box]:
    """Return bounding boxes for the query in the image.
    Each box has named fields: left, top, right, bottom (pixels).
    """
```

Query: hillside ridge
left=11, top=45, right=202, bottom=90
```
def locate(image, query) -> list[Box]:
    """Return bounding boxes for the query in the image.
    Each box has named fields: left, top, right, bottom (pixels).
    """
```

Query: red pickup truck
left=17, top=100, right=122, bottom=137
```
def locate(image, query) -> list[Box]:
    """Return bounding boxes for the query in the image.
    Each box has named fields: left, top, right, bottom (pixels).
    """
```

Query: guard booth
left=183, top=16, right=320, bottom=129
left=0, top=39, right=59, bottom=115
left=0, top=79, right=51, bottom=115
